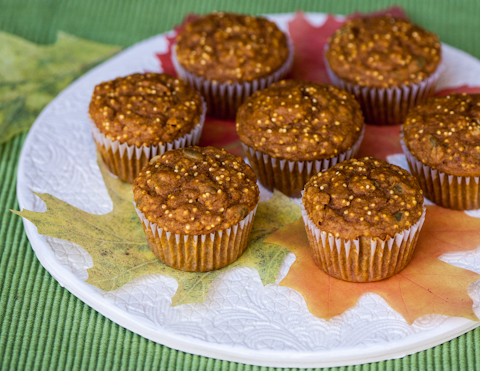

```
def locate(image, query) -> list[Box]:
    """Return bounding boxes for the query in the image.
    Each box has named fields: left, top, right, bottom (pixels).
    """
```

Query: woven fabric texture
left=1, top=0, right=480, bottom=369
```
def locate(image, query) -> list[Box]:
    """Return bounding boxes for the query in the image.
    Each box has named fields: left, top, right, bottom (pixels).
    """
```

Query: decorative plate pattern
left=16, top=13, right=480, bottom=368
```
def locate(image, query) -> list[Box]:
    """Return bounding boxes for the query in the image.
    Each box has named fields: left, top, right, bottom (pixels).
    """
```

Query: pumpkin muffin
left=89, top=73, right=205, bottom=183
left=325, top=15, right=442, bottom=125
left=173, top=12, right=293, bottom=118
left=236, top=80, right=365, bottom=197
left=402, top=93, right=480, bottom=210
left=302, top=157, right=426, bottom=282
left=133, top=146, right=259, bottom=271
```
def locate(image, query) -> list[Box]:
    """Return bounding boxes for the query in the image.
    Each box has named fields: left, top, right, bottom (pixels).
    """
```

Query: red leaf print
left=436, top=85, right=480, bottom=96
left=156, top=14, right=199, bottom=76
left=286, top=12, right=343, bottom=83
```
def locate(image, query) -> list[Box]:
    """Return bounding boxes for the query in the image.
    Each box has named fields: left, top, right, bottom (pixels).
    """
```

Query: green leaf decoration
left=13, top=156, right=301, bottom=306
left=0, top=31, right=121, bottom=143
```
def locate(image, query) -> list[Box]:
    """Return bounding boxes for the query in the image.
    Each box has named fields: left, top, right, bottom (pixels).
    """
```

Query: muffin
left=325, top=15, right=442, bottom=126
left=173, top=12, right=293, bottom=119
left=89, top=73, right=206, bottom=183
left=302, top=157, right=426, bottom=282
left=236, top=80, right=365, bottom=198
left=133, top=146, right=259, bottom=272
left=402, top=93, right=480, bottom=210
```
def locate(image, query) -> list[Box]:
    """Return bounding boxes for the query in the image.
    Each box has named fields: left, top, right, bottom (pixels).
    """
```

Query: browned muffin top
left=303, top=157, right=424, bottom=240
left=89, top=73, right=203, bottom=147
left=325, top=16, right=441, bottom=88
left=175, top=12, right=290, bottom=83
left=236, top=80, right=364, bottom=161
left=133, top=146, right=259, bottom=235
left=403, top=94, right=480, bottom=177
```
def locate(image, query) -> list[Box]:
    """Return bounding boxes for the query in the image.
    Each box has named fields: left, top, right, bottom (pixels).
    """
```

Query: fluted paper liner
left=91, top=99, right=206, bottom=183
left=301, top=201, right=426, bottom=282
left=135, top=204, right=257, bottom=272
left=242, top=126, right=365, bottom=198
left=172, top=39, right=294, bottom=119
left=401, top=139, right=480, bottom=210
left=325, top=53, right=444, bottom=126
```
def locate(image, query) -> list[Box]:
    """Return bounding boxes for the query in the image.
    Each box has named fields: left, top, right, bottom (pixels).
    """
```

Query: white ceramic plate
left=16, top=13, right=480, bottom=368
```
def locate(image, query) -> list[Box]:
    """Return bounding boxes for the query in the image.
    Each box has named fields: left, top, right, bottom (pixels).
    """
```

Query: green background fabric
left=1, top=0, right=480, bottom=369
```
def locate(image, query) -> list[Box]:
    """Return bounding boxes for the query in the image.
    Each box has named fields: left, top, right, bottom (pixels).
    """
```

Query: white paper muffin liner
left=134, top=204, right=258, bottom=272
left=301, top=199, right=426, bottom=282
left=91, top=99, right=206, bottom=183
left=401, top=139, right=480, bottom=210
left=242, top=126, right=365, bottom=198
left=325, top=53, right=444, bottom=126
left=172, top=38, right=294, bottom=119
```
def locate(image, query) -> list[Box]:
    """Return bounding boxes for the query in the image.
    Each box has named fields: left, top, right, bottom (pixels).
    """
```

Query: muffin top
left=403, top=93, right=480, bottom=177
left=325, top=15, right=441, bottom=88
left=133, top=146, right=259, bottom=235
left=175, top=12, right=290, bottom=83
left=236, top=80, right=364, bottom=161
left=303, top=157, right=424, bottom=240
left=89, top=73, right=203, bottom=147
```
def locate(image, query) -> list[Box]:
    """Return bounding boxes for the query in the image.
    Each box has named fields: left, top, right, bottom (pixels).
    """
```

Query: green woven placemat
left=2, top=0, right=480, bottom=369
